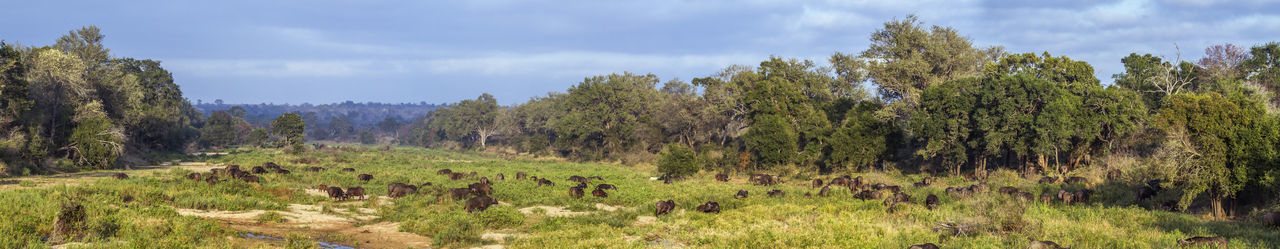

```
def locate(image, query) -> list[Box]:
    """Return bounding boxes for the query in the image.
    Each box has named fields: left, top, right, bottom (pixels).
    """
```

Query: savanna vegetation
left=2, top=14, right=1280, bottom=248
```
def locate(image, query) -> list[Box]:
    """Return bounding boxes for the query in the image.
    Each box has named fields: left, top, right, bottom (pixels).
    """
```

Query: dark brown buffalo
left=225, top=165, right=241, bottom=172
left=357, top=174, right=373, bottom=182
left=884, top=197, right=898, bottom=213
left=1135, top=186, right=1158, bottom=203
left=829, top=177, right=850, bottom=188
left=1177, top=236, right=1227, bottom=248
left=479, top=176, right=491, bottom=185
left=999, top=186, right=1019, bottom=195
left=894, top=192, right=911, bottom=203
left=907, top=243, right=940, bottom=249
left=448, top=188, right=473, bottom=199
left=750, top=174, right=780, bottom=186
left=1038, top=177, right=1058, bottom=184
left=1058, top=190, right=1075, bottom=205
left=307, top=167, right=325, bottom=172
left=469, top=182, right=492, bottom=196
left=695, top=201, right=720, bottom=213
left=1040, top=193, right=1054, bottom=205
left=327, top=187, right=346, bottom=201
left=388, top=183, right=418, bottom=198
left=346, top=187, right=366, bottom=200
left=205, top=175, right=220, bottom=185
left=1064, top=176, right=1088, bottom=184
left=592, top=188, right=608, bottom=198
left=318, top=184, right=329, bottom=191
left=1263, top=212, right=1280, bottom=227
left=970, top=183, right=989, bottom=193
left=112, top=173, right=128, bottom=179
left=274, top=169, right=291, bottom=174
left=1027, top=240, right=1068, bottom=249
left=735, top=190, right=748, bottom=199
left=1074, top=189, right=1093, bottom=203
left=804, top=192, right=812, bottom=198
left=465, top=196, right=498, bottom=213
left=567, top=175, right=587, bottom=183
left=241, top=175, right=260, bottom=183
left=852, top=176, right=864, bottom=189
left=537, top=178, right=555, bottom=187
left=913, top=177, right=934, bottom=187
left=884, top=185, right=902, bottom=194
left=812, top=179, right=824, bottom=188
left=495, top=174, right=505, bottom=180
left=263, top=162, right=280, bottom=170
left=1107, top=169, right=1122, bottom=180
left=515, top=172, right=527, bottom=180
left=818, top=185, right=831, bottom=197
left=855, top=190, right=881, bottom=201
left=654, top=200, right=675, bottom=217
left=450, top=172, right=466, bottom=180
left=569, top=186, right=585, bottom=198
left=871, top=183, right=888, bottom=190
left=573, top=182, right=588, bottom=189
left=596, top=184, right=616, bottom=190
left=1015, top=192, right=1034, bottom=202
left=436, top=169, right=452, bottom=175
left=715, top=174, right=729, bottom=182
left=341, top=168, right=355, bottom=172
left=252, top=166, right=267, bottom=174
left=186, top=172, right=202, bottom=180
left=767, top=190, right=785, bottom=197
left=925, top=194, right=939, bottom=210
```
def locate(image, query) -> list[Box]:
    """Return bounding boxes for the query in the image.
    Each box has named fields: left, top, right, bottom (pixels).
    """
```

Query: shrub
left=402, top=210, right=481, bottom=246
left=658, top=144, right=698, bottom=177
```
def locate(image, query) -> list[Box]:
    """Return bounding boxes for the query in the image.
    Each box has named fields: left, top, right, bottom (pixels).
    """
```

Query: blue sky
left=2, top=0, right=1278, bottom=105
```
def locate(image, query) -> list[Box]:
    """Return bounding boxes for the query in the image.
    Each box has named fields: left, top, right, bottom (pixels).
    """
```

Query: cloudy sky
left=2, top=0, right=1278, bottom=105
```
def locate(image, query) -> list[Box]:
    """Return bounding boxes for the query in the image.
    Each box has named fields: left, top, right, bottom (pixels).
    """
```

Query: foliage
left=743, top=114, right=796, bottom=169
left=271, top=113, right=306, bottom=147
left=657, top=144, right=699, bottom=177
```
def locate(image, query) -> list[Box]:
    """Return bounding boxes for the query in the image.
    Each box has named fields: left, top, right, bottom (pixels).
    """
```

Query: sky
left=2, top=0, right=1278, bottom=105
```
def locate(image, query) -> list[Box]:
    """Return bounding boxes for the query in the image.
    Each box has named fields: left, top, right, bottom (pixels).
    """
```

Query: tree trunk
left=476, top=129, right=489, bottom=149
left=1211, top=194, right=1225, bottom=220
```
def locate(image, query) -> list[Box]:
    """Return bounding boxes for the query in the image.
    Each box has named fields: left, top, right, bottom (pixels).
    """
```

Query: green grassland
left=0, top=145, right=1277, bottom=248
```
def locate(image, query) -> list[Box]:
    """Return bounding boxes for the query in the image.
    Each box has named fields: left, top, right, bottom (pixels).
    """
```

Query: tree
left=271, top=113, right=305, bottom=147
left=828, top=102, right=890, bottom=172
left=1156, top=93, right=1253, bottom=219
left=911, top=78, right=979, bottom=175
left=451, top=93, right=501, bottom=148
left=657, top=144, right=699, bottom=177
left=742, top=114, right=796, bottom=169
left=1114, top=53, right=1200, bottom=109
left=27, top=48, right=90, bottom=144
left=66, top=101, right=123, bottom=169
left=1242, top=42, right=1280, bottom=103
left=554, top=73, right=660, bottom=159
left=199, top=111, right=240, bottom=147
left=359, top=130, right=376, bottom=145
left=1198, top=43, right=1249, bottom=80
left=858, top=15, right=990, bottom=121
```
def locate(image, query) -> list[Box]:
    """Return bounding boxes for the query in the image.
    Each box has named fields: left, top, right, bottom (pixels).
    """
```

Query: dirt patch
left=634, top=216, right=657, bottom=226
left=518, top=206, right=590, bottom=217
left=594, top=203, right=628, bottom=211
left=177, top=204, right=430, bottom=248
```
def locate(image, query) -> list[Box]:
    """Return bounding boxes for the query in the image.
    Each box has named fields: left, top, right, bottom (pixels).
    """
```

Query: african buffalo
left=450, top=172, right=466, bottom=180
left=1038, top=177, right=1058, bottom=184
left=767, top=190, right=785, bottom=197
left=1064, top=176, right=1088, bottom=184
left=436, top=169, right=452, bottom=175
left=569, top=187, right=585, bottom=198
left=388, top=183, right=419, bottom=198
left=327, top=187, right=346, bottom=201
left=999, top=186, right=1019, bottom=195
left=1028, top=240, right=1068, bottom=249
left=515, top=172, right=527, bottom=180
left=812, top=179, right=824, bottom=188
left=495, top=173, right=505, bottom=180
left=695, top=201, right=720, bottom=213
left=596, top=184, right=616, bottom=190
left=241, top=175, right=260, bottom=183
left=818, top=186, right=831, bottom=197
left=537, top=178, right=555, bottom=187
left=925, top=194, right=939, bottom=210
left=448, top=188, right=473, bottom=199
left=654, top=200, right=675, bottom=217
left=1263, top=212, right=1280, bottom=227
left=112, top=173, right=128, bottom=179
left=735, top=190, right=748, bottom=199
left=186, top=172, right=202, bottom=180
left=715, top=174, right=729, bottom=182
left=252, top=166, right=267, bottom=174
left=592, top=188, right=608, bottom=198
left=341, top=168, right=355, bottom=172
left=465, top=196, right=498, bottom=213
left=469, top=182, right=492, bottom=196
left=346, top=186, right=366, bottom=200
left=357, top=174, right=373, bottom=182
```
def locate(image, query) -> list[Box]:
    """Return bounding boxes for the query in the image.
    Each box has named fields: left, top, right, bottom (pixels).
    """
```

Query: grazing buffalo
left=465, top=196, right=499, bottom=213
left=515, top=172, right=527, bottom=180
left=908, top=243, right=940, bottom=249
left=436, top=169, right=452, bottom=175
left=317, top=184, right=329, bottom=191
left=829, top=177, right=849, bottom=188
left=274, top=169, right=291, bottom=175
left=852, top=176, right=864, bottom=189
left=812, top=179, right=824, bottom=188
left=252, top=166, right=267, bottom=174
left=537, top=178, right=555, bottom=187
left=884, top=185, right=902, bottom=194
left=357, top=174, right=373, bottom=182
left=479, top=177, right=491, bottom=185
left=913, top=177, right=934, bottom=187
left=596, top=184, right=616, bottom=190
left=1064, top=176, right=1088, bottom=184
left=925, top=194, right=939, bottom=210
left=1038, top=177, right=1058, bottom=184
left=469, top=183, right=492, bottom=196
left=695, top=201, right=720, bottom=213
left=999, top=186, right=1019, bottom=195
left=263, top=162, right=280, bottom=169
left=448, top=188, right=474, bottom=199
left=1107, top=169, right=1122, bottom=180
left=946, top=187, right=967, bottom=197
left=735, top=190, right=748, bottom=199
left=1177, top=236, right=1227, bottom=248
left=1074, top=189, right=1093, bottom=203
left=1040, top=193, right=1053, bottom=204
left=1058, top=190, right=1075, bottom=205
left=1015, top=192, right=1035, bottom=202
left=884, top=197, right=898, bottom=213
left=568, top=175, right=587, bottom=183
left=388, top=183, right=418, bottom=198
left=654, top=200, right=675, bottom=217
left=894, top=192, right=911, bottom=203
left=495, top=174, right=505, bottom=180
left=205, top=175, right=220, bottom=185
left=1028, top=240, right=1068, bottom=249
left=818, top=186, right=831, bottom=197
left=573, top=182, right=588, bottom=189
left=307, top=167, right=325, bottom=172
left=226, top=165, right=241, bottom=172
left=341, top=168, right=355, bottom=172
left=804, top=192, right=812, bottom=198
left=569, top=187, right=585, bottom=198
left=1263, top=212, right=1280, bottom=227
left=970, top=183, right=989, bottom=193
left=346, top=187, right=366, bottom=200
left=1135, top=186, right=1158, bottom=204
left=767, top=190, right=785, bottom=197
left=112, top=173, right=128, bottom=179
left=592, top=188, right=608, bottom=198
left=241, top=175, right=260, bottom=183
left=871, top=183, right=888, bottom=190
left=750, top=174, right=781, bottom=186
left=186, top=172, right=202, bottom=181
left=450, top=173, right=467, bottom=180
left=327, top=187, right=346, bottom=201
left=855, top=190, right=882, bottom=201
left=715, top=174, right=729, bottom=182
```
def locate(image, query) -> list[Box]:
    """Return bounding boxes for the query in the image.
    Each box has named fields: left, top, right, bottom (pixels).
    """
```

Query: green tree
left=1242, top=42, right=1280, bottom=102
left=450, top=93, right=501, bottom=148
left=553, top=73, right=660, bottom=159
left=657, top=144, right=699, bottom=177
left=858, top=15, right=991, bottom=121
left=743, top=114, right=796, bottom=169
left=67, top=101, right=123, bottom=169
left=1156, top=93, right=1252, bottom=219
left=828, top=102, right=890, bottom=172
left=200, top=111, right=240, bottom=148
left=271, top=113, right=305, bottom=147
left=911, top=78, right=979, bottom=174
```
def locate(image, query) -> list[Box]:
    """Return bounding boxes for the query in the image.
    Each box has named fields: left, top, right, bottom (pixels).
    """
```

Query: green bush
left=658, top=144, right=699, bottom=177
left=402, top=210, right=481, bottom=246
left=475, top=205, right=525, bottom=229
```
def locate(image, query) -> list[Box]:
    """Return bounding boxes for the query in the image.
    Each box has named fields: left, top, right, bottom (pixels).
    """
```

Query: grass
left=0, top=145, right=1277, bottom=248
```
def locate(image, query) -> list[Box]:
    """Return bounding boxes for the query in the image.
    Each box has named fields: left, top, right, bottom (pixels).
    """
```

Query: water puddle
left=241, top=232, right=356, bottom=249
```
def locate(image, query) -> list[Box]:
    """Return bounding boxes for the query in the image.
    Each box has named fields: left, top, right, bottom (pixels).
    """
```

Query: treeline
left=0, top=27, right=202, bottom=174
left=403, top=15, right=1280, bottom=218
left=196, top=101, right=436, bottom=144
